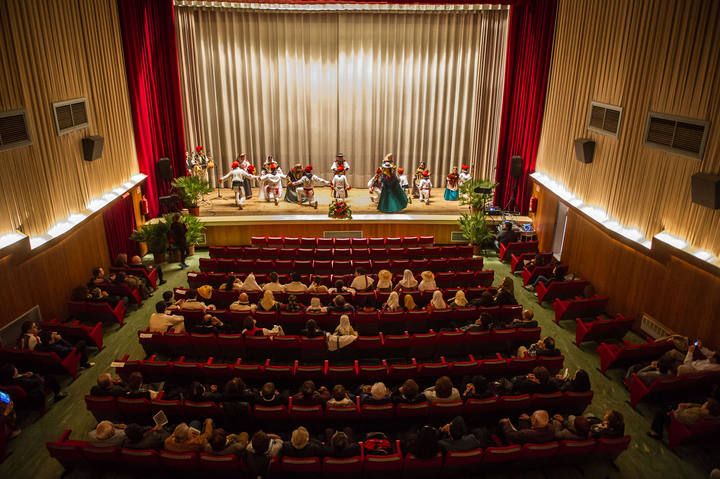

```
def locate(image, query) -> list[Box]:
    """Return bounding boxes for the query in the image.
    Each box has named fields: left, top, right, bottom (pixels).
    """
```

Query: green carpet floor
left=0, top=252, right=716, bottom=478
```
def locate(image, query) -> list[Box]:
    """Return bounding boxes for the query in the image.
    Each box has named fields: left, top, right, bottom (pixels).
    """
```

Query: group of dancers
left=215, top=152, right=473, bottom=213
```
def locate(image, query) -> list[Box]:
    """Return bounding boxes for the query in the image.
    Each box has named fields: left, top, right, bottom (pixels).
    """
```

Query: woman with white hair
left=427, top=290, right=448, bottom=311
left=383, top=291, right=402, bottom=312
left=394, top=269, right=419, bottom=292
left=449, top=290, right=469, bottom=308
left=88, top=420, right=127, bottom=447
left=328, top=314, right=358, bottom=351
left=241, top=273, right=262, bottom=292
left=418, top=271, right=437, bottom=292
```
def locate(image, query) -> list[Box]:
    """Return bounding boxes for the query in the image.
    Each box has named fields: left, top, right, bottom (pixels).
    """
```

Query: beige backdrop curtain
left=175, top=6, right=508, bottom=187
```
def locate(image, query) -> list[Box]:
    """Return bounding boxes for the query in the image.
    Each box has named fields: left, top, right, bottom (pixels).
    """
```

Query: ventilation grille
left=323, top=230, right=363, bottom=239
left=644, top=113, right=709, bottom=159
left=587, top=102, right=622, bottom=136
left=0, top=110, right=31, bottom=150
left=53, top=98, right=88, bottom=135
left=639, top=313, right=674, bottom=340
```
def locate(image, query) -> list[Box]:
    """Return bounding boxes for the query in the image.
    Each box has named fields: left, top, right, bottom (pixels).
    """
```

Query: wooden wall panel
left=536, top=0, right=720, bottom=257
left=0, top=0, right=137, bottom=236
left=0, top=215, right=110, bottom=328
left=532, top=181, right=558, bottom=252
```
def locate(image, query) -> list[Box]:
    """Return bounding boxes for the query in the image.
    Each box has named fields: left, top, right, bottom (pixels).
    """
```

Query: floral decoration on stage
left=328, top=200, right=352, bottom=220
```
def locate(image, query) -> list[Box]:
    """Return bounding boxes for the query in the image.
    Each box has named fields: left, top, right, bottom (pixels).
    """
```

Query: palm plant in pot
left=172, top=176, right=213, bottom=216
left=163, top=213, right=206, bottom=256
left=458, top=211, right=495, bottom=256
left=130, top=221, right=170, bottom=264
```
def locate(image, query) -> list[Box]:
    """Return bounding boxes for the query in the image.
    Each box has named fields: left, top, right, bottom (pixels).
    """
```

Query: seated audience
left=383, top=291, right=403, bottom=312
left=418, top=271, right=437, bottom=292
left=649, top=398, right=720, bottom=440
left=90, top=373, right=126, bottom=397
left=460, top=313, right=493, bottom=332
left=394, top=269, right=419, bottom=292
left=256, top=382, right=286, bottom=406
left=125, top=372, right=158, bottom=400
left=284, top=294, right=304, bottom=312
left=328, top=280, right=355, bottom=295
left=462, top=375, right=495, bottom=400
left=518, top=336, right=560, bottom=358
left=509, top=366, right=557, bottom=395
left=165, top=418, right=214, bottom=452
left=404, top=425, right=439, bottom=460
left=448, top=290, right=468, bottom=308
left=328, top=314, right=358, bottom=350
left=496, top=221, right=519, bottom=247
left=552, top=369, right=591, bottom=392
left=218, top=275, right=242, bottom=292
left=392, top=379, right=427, bottom=404
left=18, top=321, right=93, bottom=369
left=129, top=255, right=165, bottom=285
left=499, top=410, right=554, bottom=444
left=257, top=290, right=281, bottom=312
left=190, top=313, right=224, bottom=333
left=241, top=317, right=284, bottom=337
left=404, top=294, right=418, bottom=311
left=282, top=426, right=325, bottom=457
left=427, top=290, right=448, bottom=311
left=306, top=297, right=327, bottom=313
left=439, top=416, right=484, bottom=451
left=324, top=429, right=360, bottom=458
left=179, top=289, right=215, bottom=312
left=229, top=292, right=256, bottom=313
left=678, top=342, right=720, bottom=375
left=292, top=380, right=330, bottom=406
left=123, top=423, right=169, bottom=450
left=360, top=382, right=391, bottom=405
left=511, top=308, right=538, bottom=328
left=71, top=284, right=121, bottom=307
left=222, top=377, right=256, bottom=404
left=162, top=291, right=177, bottom=310
left=327, top=384, right=354, bottom=407
left=376, top=269, right=393, bottom=292
left=590, top=410, right=625, bottom=438
left=0, top=363, right=66, bottom=404
left=300, top=319, right=327, bottom=338
left=551, top=415, right=591, bottom=440
left=527, top=264, right=568, bottom=290
left=241, top=273, right=262, bottom=292
left=494, top=276, right=518, bottom=306
left=246, top=431, right=283, bottom=478
left=350, top=267, right=374, bottom=292
left=471, top=290, right=495, bottom=307
left=424, top=376, right=460, bottom=403
left=206, top=429, right=249, bottom=456
left=628, top=357, right=676, bottom=386
left=328, top=295, right=355, bottom=313
left=263, top=272, right=284, bottom=292
left=284, top=272, right=309, bottom=294
left=148, top=300, right=185, bottom=333
left=88, top=420, right=126, bottom=447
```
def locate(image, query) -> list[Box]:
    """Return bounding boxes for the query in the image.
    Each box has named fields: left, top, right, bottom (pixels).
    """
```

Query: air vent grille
left=587, top=102, right=622, bottom=136
left=0, top=110, right=31, bottom=150
left=53, top=98, right=88, bottom=135
left=645, top=113, right=708, bottom=159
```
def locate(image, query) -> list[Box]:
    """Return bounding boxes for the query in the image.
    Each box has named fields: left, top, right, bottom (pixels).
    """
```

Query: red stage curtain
left=117, top=0, right=186, bottom=218
left=494, top=0, right=557, bottom=214
left=103, top=194, right=138, bottom=261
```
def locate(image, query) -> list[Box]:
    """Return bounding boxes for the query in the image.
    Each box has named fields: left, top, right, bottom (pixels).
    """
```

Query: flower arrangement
left=328, top=200, right=352, bottom=220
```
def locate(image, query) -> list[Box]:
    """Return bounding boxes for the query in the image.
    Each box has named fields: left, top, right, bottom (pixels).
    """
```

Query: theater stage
left=187, top=188, right=531, bottom=245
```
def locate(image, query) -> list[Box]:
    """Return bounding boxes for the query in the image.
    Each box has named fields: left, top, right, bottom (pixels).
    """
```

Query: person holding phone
left=1, top=391, right=21, bottom=440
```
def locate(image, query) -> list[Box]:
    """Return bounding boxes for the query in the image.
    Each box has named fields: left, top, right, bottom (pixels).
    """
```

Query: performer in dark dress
left=377, top=160, right=408, bottom=213
left=285, top=163, right=304, bottom=204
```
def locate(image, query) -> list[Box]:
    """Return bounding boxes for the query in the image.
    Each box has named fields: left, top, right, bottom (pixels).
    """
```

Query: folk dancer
left=292, top=165, right=330, bottom=209
left=331, top=153, right=350, bottom=175
left=368, top=167, right=383, bottom=203
left=459, top=164, right=472, bottom=187
left=412, top=161, right=427, bottom=198
left=219, top=161, right=258, bottom=210
left=377, top=160, right=408, bottom=213
left=444, top=166, right=460, bottom=201
left=260, top=164, right=286, bottom=205
left=397, top=167, right=412, bottom=204
left=238, top=153, right=254, bottom=199
left=331, top=165, right=351, bottom=203
left=285, top=163, right=304, bottom=204
left=418, top=170, right=432, bottom=205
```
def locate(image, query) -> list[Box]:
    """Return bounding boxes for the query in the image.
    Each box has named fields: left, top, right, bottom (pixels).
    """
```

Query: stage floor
left=198, top=187, right=467, bottom=217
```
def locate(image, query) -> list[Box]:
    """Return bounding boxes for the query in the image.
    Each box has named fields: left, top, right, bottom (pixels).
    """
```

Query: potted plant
left=459, top=179, right=496, bottom=213
left=163, top=213, right=206, bottom=256
left=458, top=211, right=495, bottom=256
left=130, top=221, right=170, bottom=264
left=172, top=176, right=213, bottom=216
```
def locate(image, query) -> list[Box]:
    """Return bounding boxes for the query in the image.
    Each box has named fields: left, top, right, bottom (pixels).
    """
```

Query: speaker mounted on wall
left=691, top=172, right=720, bottom=209
left=81, top=136, right=104, bottom=161
left=157, top=157, right=173, bottom=181
left=574, top=138, right=595, bottom=164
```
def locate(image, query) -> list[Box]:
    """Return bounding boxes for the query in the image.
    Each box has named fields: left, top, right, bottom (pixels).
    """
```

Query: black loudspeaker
left=157, top=157, right=173, bottom=181
left=82, top=136, right=104, bottom=161
left=574, top=138, right=595, bottom=164
left=510, top=156, right=523, bottom=178
left=691, top=172, right=720, bottom=209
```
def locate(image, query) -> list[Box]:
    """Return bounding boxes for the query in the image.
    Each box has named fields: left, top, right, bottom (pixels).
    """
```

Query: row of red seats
left=596, top=339, right=674, bottom=374
left=109, top=266, right=159, bottom=288
left=536, top=280, right=590, bottom=304
left=137, top=328, right=543, bottom=360
left=510, top=251, right=553, bottom=273
left=40, top=319, right=104, bottom=350
left=249, top=235, right=434, bottom=246
left=85, top=390, right=593, bottom=424
left=47, top=431, right=630, bottom=476
left=575, top=315, right=635, bottom=346
left=626, top=370, right=720, bottom=408
left=0, top=347, right=82, bottom=378
left=499, top=240, right=539, bottom=262
left=552, top=296, right=609, bottom=323
left=210, top=245, right=472, bottom=260
left=116, top=355, right=564, bottom=386
left=668, top=410, right=720, bottom=448
left=198, top=257, right=485, bottom=275
left=521, top=263, right=555, bottom=286
left=68, top=299, right=126, bottom=326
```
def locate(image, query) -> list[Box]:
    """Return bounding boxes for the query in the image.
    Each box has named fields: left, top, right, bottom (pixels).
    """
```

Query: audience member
left=0, top=363, right=66, bottom=404
left=88, top=420, right=126, bottom=447
left=328, top=314, right=358, bottom=350
left=255, top=382, right=286, bottom=406
left=392, top=379, right=427, bottom=404
left=439, top=416, right=483, bottom=451
left=90, top=373, right=126, bottom=397
left=404, top=294, right=418, bottom=311
left=241, top=273, right=262, bottom=292
left=383, top=291, right=403, bottom=312
left=678, top=342, right=720, bottom=375
left=395, top=269, right=419, bottom=292
left=449, top=290, right=468, bottom=308
left=462, top=375, right=495, bottom=400
left=218, top=275, right=242, bottom=292
left=424, top=376, right=460, bottom=403
left=328, top=295, right=355, bottom=313
left=427, top=290, right=448, bottom=311
left=327, top=384, right=354, bottom=406
left=496, top=221, right=519, bottom=247
left=350, top=267, right=374, bottom=292
left=300, top=319, right=327, bottom=338
left=590, top=410, right=625, bottom=438
left=649, top=398, right=720, bottom=440
left=257, top=290, right=281, bottom=312
left=164, top=418, right=214, bottom=452
left=518, top=336, right=560, bottom=358
left=284, top=294, right=304, bottom=312
left=246, top=431, right=283, bottom=478
left=206, top=429, right=249, bottom=456
left=125, top=372, right=158, bottom=400
left=328, top=280, right=355, bottom=295
left=499, top=410, right=554, bottom=444
left=179, top=289, right=215, bottom=312
left=325, top=429, right=360, bottom=458
left=552, top=369, right=591, bottom=392
left=285, top=272, right=309, bottom=293
left=306, top=297, right=327, bottom=313
left=148, top=300, right=185, bottom=333
left=509, top=366, right=557, bottom=395
left=282, top=426, right=325, bottom=457
left=129, top=255, right=165, bottom=285
left=511, top=308, right=538, bottom=328
left=241, top=317, right=284, bottom=337
left=123, top=423, right=169, bottom=449
left=292, top=380, right=330, bottom=405
left=360, top=382, right=391, bottom=405
left=262, top=272, right=284, bottom=292
left=551, top=414, right=591, bottom=440
left=418, top=271, right=437, bottom=292
left=494, top=276, right=518, bottom=306
left=527, top=264, right=568, bottom=290
left=18, top=321, right=94, bottom=369
left=229, top=292, right=256, bottom=313
left=376, top=269, right=393, bottom=292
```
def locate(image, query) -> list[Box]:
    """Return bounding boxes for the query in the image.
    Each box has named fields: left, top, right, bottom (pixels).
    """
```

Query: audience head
left=291, top=272, right=301, bottom=282
left=400, top=379, right=420, bottom=400
left=243, top=317, right=256, bottom=331
left=355, top=267, right=366, bottom=276
left=478, top=291, right=494, bottom=306
left=251, top=431, right=270, bottom=455
left=370, top=382, right=388, bottom=400
left=532, top=367, right=550, bottom=385
left=130, top=255, right=142, bottom=265
left=171, top=423, right=190, bottom=442
left=386, top=291, right=400, bottom=308
left=604, top=410, right=624, bottom=432
left=572, top=369, right=591, bottom=391
left=573, top=416, right=591, bottom=437
left=334, top=295, right=346, bottom=307
left=95, top=421, right=117, bottom=440
left=449, top=416, right=468, bottom=439
left=453, top=290, right=468, bottom=307
left=163, top=291, right=173, bottom=302
left=300, top=380, right=316, bottom=398
left=309, top=297, right=322, bottom=309
left=530, top=410, right=550, bottom=429
left=334, top=280, right=345, bottom=290
left=336, top=314, right=355, bottom=335
left=291, top=426, right=310, bottom=450
left=155, top=300, right=167, bottom=314
left=503, top=221, right=512, bottom=231
left=501, top=276, right=514, bottom=295
left=269, top=272, right=279, bottom=283
left=114, top=253, right=128, bottom=266
left=238, top=292, right=249, bottom=304
left=431, top=290, right=446, bottom=308
left=421, top=271, right=434, bottom=282
left=401, top=269, right=417, bottom=286
left=434, top=376, right=454, bottom=399
left=316, top=285, right=329, bottom=294
left=224, top=377, right=246, bottom=396
left=92, top=267, right=103, bottom=278
left=127, top=372, right=144, bottom=391
left=96, top=373, right=113, bottom=389
left=331, top=431, right=349, bottom=451
left=404, top=294, right=417, bottom=310
left=378, top=269, right=392, bottom=284
left=125, top=424, right=144, bottom=444
left=305, top=319, right=319, bottom=334
left=332, top=384, right=348, bottom=402
left=542, top=336, right=556, bottom=350
left=209, top=431, right=228, bottom=452
left=470, top=375, right=489, bottom=395
left=522, top=309, right=534, bottom=321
